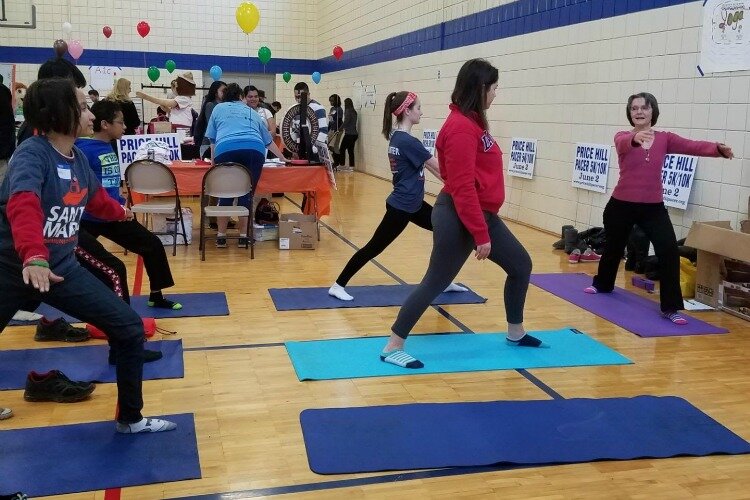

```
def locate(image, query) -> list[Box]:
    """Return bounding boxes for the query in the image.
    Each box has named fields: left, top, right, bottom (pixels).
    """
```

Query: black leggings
left=337, top=134, right=358, bottom=166
left=592, top=197, right=682, bottom=312
left=336, top=201, right=432, bottom=286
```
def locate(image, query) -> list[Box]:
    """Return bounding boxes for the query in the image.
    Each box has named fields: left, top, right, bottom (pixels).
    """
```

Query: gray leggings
left=391, top=192, right=532, bottom=339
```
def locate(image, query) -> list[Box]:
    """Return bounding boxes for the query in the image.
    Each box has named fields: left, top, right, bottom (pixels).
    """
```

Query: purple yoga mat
left=530, top=273, right=728, bottom=337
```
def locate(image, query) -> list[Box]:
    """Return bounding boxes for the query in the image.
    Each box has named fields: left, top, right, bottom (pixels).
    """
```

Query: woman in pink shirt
left=585, top=92, right=733, bottom=324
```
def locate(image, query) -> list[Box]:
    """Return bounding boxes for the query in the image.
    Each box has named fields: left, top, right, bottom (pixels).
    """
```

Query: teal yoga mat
left=285, top=328, right=631, bottom=381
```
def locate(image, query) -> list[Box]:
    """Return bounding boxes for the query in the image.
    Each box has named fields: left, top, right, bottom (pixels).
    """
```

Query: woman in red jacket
left=382, top=59, right=540, bottom=369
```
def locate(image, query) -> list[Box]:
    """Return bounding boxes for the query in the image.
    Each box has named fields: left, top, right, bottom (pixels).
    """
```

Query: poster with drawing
left=700, top=0, right=750, bottom=73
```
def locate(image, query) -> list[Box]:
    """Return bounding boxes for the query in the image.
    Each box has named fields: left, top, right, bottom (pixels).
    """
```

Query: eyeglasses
left=630, top=105, right=651, bottom=112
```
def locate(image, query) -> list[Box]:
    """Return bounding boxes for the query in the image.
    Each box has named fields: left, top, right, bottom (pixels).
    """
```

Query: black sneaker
left=24, top=370, right=95, bottom=403
left=216, top=237, right=227, bottom=248
left=0, top=493, right=29, bottom=500
left=238, top=237, right=249, bottom=247
left=108, top=349, right=164, bottom=365
left=34, top=317, right=90, bottom=342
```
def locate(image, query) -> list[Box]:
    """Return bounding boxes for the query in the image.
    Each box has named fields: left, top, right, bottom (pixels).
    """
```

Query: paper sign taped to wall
left=89, top=66, right=121, bottom=93
left=662, top=154, right=698, bottom=210
left=571, top=143, right=610, bottom=193
left=700, top=0, right=750, bottom=73
left=508, top=138, right=537, bottom=179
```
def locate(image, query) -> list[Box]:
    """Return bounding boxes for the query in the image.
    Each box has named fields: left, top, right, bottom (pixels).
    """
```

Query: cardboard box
left=253, top=223, right=278, bottom=242
left=278, top=213, right=317, bottom=250
left=684, top=220, right=750, bottom=308
left=722, top=280, right=750, bottom=321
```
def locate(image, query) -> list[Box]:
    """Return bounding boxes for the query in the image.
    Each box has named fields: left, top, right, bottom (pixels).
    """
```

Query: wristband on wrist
left=24, top=259, right=49, bottom=268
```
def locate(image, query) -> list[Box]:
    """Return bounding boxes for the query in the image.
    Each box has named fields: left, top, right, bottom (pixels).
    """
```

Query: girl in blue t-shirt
left=329, top=91, right=467, bottom=301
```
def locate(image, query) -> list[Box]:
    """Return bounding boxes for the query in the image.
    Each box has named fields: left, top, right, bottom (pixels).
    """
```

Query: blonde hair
left=107, top=78, right=132, bottom=102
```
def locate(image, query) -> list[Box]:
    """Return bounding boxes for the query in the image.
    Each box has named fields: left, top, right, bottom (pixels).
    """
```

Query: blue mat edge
left=268, top=283, right=487, bottom=311
left=299, top=396, right=750, bottom=474
left=6, top=292, right=229, bottom=326
left=2, top=412, right=202, bottom=496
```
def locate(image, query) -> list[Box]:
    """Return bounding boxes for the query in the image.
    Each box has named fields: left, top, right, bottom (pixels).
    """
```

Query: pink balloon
left=68, top=40, right=84, bottom=60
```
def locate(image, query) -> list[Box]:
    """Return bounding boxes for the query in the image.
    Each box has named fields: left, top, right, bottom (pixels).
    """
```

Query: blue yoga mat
left=301, top=396, right=750, bottom=474
left=0, top=339, right=184, bottom=390
left=269, top=283, right=486, bottom=311
left=285, top=328, right=631, bottom=380
left=0, top=413, right=200, bottom=496
left=8, top=292, right=229, bottom=326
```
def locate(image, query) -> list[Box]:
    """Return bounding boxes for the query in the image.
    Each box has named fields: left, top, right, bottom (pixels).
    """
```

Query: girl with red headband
left=382, top=59, right=541, bottom=369
left=328, top=91, right=468, bottom=301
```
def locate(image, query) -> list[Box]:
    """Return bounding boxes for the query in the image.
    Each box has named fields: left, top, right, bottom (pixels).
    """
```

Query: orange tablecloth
left=169, top=160, right=332, bottom=217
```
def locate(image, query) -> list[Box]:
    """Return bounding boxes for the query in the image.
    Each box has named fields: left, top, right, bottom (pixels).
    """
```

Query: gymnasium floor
left=1, top=171, right=749, bottom=499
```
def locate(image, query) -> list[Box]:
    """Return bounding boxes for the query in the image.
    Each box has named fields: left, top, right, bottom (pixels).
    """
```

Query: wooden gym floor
left=1, top=171, right=749, bottom=499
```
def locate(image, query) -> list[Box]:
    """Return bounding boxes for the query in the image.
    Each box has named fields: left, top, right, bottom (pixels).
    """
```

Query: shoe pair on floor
left=568, top=248, right=601, bottom=263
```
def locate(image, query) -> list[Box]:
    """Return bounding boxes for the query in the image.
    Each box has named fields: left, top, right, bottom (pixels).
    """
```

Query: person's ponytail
left=382, top=92, right=397, bottom=139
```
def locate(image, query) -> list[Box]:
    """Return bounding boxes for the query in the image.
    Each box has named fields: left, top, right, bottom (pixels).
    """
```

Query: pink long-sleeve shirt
left=611, top=130, right=722, bottom=203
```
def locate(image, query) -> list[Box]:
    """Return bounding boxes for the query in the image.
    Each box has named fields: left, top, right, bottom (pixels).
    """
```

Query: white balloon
left=62, top=22, right=72, bottom=33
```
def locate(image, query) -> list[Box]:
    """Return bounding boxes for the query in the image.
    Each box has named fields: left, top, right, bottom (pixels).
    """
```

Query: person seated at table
left=75, top=99, right=183, bottom=310
left=147, top=106, right=170, bottom=134
left=205, top=83, right=288, bottom=248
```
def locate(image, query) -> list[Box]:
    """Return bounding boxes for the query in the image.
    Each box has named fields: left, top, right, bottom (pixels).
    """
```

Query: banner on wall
left=662, top=154, right=698, bottom=210
left=89, top=66, right=121, bottom=94
left=116, top=133, right=181, bottom=170
left=508, top=138, right=537, bottom=179
left=422, top=129, right=438, bottom=156
left=700, top=0, right=750, bottom=73
left=571, top=143, right=610, bottom=193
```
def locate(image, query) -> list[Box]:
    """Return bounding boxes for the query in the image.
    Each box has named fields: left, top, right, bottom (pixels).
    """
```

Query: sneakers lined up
left=568, top=248, right=602, bottom=264
left=24, top=370, right=95, bottom=403
left=34, top=317, right=90, bottom=342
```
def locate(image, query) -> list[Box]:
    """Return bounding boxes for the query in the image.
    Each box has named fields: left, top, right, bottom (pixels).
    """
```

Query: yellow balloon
left=236, top=2, right=260, bottom=34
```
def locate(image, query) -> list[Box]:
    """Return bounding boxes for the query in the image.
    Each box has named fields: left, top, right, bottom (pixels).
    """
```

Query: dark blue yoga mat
left=8, top=292, right=229, bottom=325
left=301, top=396, right=750, bottom=474
left=269, top=283, right=486, bottom=311
left=0, top=413, right=200, bottom=496
left=0, top=339, right=184, bottom=390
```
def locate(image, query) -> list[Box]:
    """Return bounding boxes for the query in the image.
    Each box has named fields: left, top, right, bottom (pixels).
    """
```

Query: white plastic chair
left=199, top=162, right=254, bottom=261
left=124, top=159, right=188, bottom=256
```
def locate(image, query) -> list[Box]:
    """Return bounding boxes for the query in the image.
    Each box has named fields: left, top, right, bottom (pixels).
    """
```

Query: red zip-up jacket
left=436, top=104, right=505, bottom=246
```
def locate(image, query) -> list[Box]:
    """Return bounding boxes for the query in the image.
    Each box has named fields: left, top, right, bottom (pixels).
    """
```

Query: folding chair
left=124, top=159, right=188, bottom=257
left=199, top=162, right=254, bottom=261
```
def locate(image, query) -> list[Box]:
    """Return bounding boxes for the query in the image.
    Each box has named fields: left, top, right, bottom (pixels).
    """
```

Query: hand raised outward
left=22, top=265, right=64, bottom=293
left=718, top=143, right=734, bottom=159
left=633, top=129, right=654, bottom=146
left=475, top=242, right=491, bottom=260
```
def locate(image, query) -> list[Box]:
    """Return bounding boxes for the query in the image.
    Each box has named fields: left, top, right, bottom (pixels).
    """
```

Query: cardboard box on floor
left=684, top=220, right=750, bottom=314
left=279, top=213, right=317, bottom=250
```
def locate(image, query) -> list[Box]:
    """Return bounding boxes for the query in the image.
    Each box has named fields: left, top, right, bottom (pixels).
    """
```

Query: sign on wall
left=662, top=154, right=698, bottom=210
left=422, top=129, right=438, bottom=156
left=700, top=0, right=750, bottom=73
left=571, top=143, right=610, bottom=193
left=116, top=133, right=181, bottom=169
left=508, top=138, right=537, bottom=179
left=89, top=66, right=121, bottom=94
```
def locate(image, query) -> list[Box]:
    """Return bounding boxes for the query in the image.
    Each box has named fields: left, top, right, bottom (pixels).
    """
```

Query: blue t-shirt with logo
left=75, top=138, right=124, bottom=222
left=0, top=136, right=100, bottom=273
left=385, top=131, right=432, bottom=213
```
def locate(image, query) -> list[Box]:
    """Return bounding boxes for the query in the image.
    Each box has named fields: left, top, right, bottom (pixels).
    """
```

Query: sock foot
left=584, top=286, right=598, bottom=294
left=328, top=283, right=354, bottom=301
left=116, top=417, right=177, bottom=434
left=443, top=283, right=469, bottom=293
left=662, top=311, right=688, bottom=325
left=380, top=349, right=423, bottom=368
left=506, top=334, right=543, bottom=347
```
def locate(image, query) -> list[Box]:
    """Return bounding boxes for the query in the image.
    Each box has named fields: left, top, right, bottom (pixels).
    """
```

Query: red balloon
left=137, top=21, right=150, bottom=38
left=103, top=26, right=112, bottom=38
left=333, top=45, right=344, bottom=60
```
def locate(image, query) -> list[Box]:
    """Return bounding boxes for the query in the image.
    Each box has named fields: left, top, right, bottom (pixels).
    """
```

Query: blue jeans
left=215, top=149, right=265, bottom=208
left=0, top=261, right=145, bottom=423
